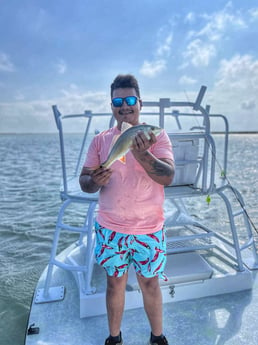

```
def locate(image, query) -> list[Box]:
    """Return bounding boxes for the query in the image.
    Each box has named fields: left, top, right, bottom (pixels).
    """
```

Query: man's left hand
left=131, top=131, right=157, bottom=154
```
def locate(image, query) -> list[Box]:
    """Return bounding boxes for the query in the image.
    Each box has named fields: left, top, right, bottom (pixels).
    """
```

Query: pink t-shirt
left=84, top=126, right=174, bottom=234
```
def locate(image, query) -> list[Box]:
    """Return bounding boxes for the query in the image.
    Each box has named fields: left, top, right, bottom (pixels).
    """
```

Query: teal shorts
left=95, top=222, right=167, bottom=280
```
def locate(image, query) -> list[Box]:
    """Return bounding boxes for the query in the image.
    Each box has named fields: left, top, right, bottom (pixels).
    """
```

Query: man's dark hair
left=110, top=74, right=141, bottom=98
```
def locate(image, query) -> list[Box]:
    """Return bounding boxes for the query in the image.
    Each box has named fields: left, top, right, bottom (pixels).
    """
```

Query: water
left=0, top=133, right=257, bottom=345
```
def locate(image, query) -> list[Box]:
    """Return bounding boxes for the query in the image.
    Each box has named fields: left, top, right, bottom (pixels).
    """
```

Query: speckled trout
left=101, top=123, right=162, bottom=168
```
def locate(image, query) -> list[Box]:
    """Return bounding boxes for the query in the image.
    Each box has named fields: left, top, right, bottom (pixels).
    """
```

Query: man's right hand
left=90, top=167, right=112, bottom=187
left=79, top=166, right=112, bottom=193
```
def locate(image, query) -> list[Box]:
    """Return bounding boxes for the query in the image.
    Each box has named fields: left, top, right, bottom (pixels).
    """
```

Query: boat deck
left=25, top=245, right=258, bottom=345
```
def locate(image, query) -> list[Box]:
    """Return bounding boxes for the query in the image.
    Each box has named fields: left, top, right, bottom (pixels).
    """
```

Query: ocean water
left=0, top=133, right=257, bottom=345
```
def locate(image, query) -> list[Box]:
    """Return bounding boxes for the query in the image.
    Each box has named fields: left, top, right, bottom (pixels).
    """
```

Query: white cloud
left=178, top=75, right=197, bottom=85
left=139, top=59, right=166, bottom=78
left=56, top=59, right=67, bottom=74
left=215, top=54, right=258, bottom=90
left=156, top=33, right=173, bottom=57
left=181, top=2, right=248, bottom=69
left=57, top=85, right=109, bottom=114
left=206, top=54, right=258, bottom=130
left=199, top=7, right=246, bottom=42
left=0, top=53, right=15, bottom=72
left=241, top=99, right=256, bottom=110
left=0, top=101, right=52, bottom=133
left=184, top=12, right=195, bottom=24
left=15, top=91, right=25, bottom=101
left=183, top=39, right=216, bottom=67
left=0, top=85, right=110, bottom=133
left=140, top=32, right=172, bottom=78
left=248, top=7, right=258, bottom=21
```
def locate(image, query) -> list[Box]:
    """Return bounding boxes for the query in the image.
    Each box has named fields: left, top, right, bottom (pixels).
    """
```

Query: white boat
left=25, top=86, right=258, bottom=345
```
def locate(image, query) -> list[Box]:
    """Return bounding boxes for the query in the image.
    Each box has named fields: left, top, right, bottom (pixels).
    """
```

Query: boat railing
left=36, top=86, right=257, bottom=307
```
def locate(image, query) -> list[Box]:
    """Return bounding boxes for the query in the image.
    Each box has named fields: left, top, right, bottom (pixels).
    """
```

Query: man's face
left=111, top=87, right=142, bottom=130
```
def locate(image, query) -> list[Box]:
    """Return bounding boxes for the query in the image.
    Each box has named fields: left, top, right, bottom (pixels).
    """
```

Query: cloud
left=0, top=100, right=53, bottom=133
left=205, top=54, right=258, bottom=130
left=18, top=6, right=49, bottom=36
left=241, top=99, right=256, bottom=110
left=198, top=5, right=247, bottom=42
left=0, top=53, right=15, bottom=72
left=184, top=12, right=195, bottom=24
left=59, top=88, right=109, bottom=114
left=140, top=32, right=172, bottom=78
left=249, top=7, right=258, bottom=21
left=56, top=59, right=67, bottom=74
left=156, top=33, right=173, bottom=57
left=215, top=54, right=258, bottom=91
left=139, top=59, right=166, bottom=78
left=183, top=39, right=216, bottom=67
left=0, top=84, right=111, bottom=133
left=178, top=75, right=197, bottom=85
left=181, top=2, right=248, bottom=68
left=15, top=91, right=25, bottom=101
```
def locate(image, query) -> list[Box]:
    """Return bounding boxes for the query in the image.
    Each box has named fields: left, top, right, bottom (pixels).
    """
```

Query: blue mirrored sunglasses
left=112, top=96, right=138, bottom=107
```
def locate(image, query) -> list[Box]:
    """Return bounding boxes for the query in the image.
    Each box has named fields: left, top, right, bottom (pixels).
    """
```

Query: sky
left=0, top=0, right=258, bottom=133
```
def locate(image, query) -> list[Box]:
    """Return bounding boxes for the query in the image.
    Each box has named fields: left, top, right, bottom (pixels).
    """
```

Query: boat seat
left=126, top=252, right=213, bottom=290
left=169, top=134, right=199, bottom=187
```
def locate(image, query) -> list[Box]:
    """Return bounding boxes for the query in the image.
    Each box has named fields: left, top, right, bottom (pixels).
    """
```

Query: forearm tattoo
left=138, top=151, right=173, bottom=177
left=152, top=160, right=173, bottom=177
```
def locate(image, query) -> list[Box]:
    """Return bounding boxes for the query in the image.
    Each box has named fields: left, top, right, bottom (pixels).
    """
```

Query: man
left=79, top=74, right=174, bottom=345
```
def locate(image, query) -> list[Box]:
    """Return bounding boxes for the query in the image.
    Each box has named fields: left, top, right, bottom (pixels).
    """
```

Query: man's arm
left=79, top=166, right=112, bottom=193
left=131, top=131, right=175, bottom=186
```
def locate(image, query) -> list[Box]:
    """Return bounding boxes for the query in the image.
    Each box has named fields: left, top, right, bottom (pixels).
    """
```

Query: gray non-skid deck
left=26, top=257, right=258, bottom=345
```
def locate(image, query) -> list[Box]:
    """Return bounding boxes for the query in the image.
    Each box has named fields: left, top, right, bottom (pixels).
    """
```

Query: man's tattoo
left=137, top=151, right=173, bottom=177
left=152, top=160, right=172, bottom=176
left=137, top=151, right=173, bottom=176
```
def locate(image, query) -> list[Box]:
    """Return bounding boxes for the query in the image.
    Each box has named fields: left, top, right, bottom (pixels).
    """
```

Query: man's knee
left=107, top=272, right=128, bottom=291
left=137, top=275, right=160, bottom=292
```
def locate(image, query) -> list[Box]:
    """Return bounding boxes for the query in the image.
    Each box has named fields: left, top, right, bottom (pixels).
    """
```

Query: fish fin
left=107, top=122, right=131, bottom=155
left=108, top=134, right=120, bottom=155
left=121, top=122, right=132, bottom=133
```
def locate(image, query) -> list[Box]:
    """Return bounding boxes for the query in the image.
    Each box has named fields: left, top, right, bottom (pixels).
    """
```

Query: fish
left=101, top=122, right=162, bottom=168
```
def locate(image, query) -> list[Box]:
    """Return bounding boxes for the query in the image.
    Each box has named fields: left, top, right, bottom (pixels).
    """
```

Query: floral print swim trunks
left=95, top=222, right=167, bottom=280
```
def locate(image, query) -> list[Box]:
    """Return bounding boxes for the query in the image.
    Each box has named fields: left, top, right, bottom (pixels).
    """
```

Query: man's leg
left=136, top=275, right=163, bottom=336
left=106, top=272, right=128, bottom=337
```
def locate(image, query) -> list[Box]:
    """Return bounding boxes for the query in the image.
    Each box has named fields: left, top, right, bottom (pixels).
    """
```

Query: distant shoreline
left=213, top=131, right=258, bottom=134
